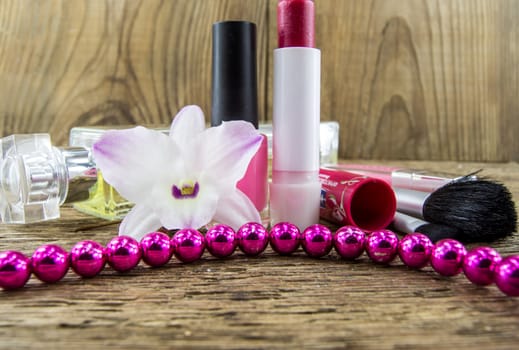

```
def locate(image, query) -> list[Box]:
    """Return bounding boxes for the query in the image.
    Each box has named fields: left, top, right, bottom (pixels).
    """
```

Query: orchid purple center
left=172, top=181, right=200, bottom=199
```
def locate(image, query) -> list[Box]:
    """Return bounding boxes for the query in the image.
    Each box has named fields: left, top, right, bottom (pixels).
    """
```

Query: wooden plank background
left=0, top=0, right=518, bottom=161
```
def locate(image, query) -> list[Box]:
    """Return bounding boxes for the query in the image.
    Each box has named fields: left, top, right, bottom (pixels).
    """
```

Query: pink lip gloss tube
left=211, top=21, right=268, bottom=212
left=270, top=0, right=321, bottom=231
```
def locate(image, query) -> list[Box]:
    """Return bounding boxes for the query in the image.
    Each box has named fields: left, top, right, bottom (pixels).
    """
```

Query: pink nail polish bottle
left=211, top=21, right=268, bottom=213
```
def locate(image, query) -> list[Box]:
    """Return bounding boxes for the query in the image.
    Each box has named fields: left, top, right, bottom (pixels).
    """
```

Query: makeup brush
left=396, top=177, right=517, bottom=243
left=323, top=164, right=517, bottom=242
left=391, top=212, right=463, bottom=243
left=323, top=163, right=479, bottom=192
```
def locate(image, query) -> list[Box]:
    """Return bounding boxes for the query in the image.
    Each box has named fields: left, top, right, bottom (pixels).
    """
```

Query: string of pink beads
left=0, top=223, right=518, bottom=296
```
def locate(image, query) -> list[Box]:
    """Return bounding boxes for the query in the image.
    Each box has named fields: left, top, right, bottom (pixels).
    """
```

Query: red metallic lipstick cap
left=277, top=0, right=315, bottom=48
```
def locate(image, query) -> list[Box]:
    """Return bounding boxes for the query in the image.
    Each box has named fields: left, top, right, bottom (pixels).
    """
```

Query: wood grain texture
left=268, top=0, right=519, bottom=161
left=0, top=161, right=518, bottom=349
left=0, top=0, right=518, bottom=161
left=0, top=0, right=269, bottom=145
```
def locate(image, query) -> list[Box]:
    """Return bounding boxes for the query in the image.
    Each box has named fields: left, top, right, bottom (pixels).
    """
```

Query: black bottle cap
left=211, top=21, right=258, bottom=129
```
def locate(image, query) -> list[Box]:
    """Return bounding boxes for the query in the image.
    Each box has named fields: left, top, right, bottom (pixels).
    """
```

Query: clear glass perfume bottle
left=0, top=134, right=96, bottom=224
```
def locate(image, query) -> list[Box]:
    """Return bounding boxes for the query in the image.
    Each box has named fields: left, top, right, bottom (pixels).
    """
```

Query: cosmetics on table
left=270, top=0, right=321, bottom=231
left=0, top=133, right=97, bottom=224
left=323, top=164, right=517, bottom=242
left=65, top=120, right=339, bottom=222
left=319, top=168, right=397, bottom=231
left=211, top=20, right=268, bottom=213
left=0, top=10, right=338, bottom=225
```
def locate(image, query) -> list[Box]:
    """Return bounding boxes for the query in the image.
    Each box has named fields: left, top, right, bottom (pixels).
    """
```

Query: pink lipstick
left=270, top=0, right=321, bottom=230
left=278, top=0, right=315, bottom=48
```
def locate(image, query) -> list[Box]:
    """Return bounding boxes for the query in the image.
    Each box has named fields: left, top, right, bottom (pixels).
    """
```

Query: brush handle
left=392, top=212, right=428, bottom=233
left=393, top=188, right=429, bottom=219
left=324, top=164, right=475, bottom=192
left=392, top=211, right=463, bottom=243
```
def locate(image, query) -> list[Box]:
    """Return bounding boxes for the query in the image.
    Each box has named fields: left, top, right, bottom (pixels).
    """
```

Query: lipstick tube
left=270, top=0, right=321, bottom=231
left=319, top=168, right=397, bottom=231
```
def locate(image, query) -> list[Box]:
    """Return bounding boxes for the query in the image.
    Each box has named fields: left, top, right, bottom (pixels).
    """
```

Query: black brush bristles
left=415, top=223, right=463, bottom=243
left=423, top=177, right=517, bottom=242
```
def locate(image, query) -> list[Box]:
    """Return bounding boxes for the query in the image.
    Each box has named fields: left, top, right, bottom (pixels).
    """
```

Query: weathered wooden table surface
left=1, top=161, right=518, bottom=350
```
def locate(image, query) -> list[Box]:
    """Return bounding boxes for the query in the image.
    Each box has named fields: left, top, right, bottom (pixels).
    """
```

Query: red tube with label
left=319, top=168, right=397, bottom=231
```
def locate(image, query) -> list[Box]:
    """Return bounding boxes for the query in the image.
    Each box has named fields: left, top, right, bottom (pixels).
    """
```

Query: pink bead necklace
left=1, top=222, right=518, bottom=297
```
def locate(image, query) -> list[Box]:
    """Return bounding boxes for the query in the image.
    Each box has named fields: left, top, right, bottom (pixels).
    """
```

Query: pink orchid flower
left=93, top=105, right=262, bottom=240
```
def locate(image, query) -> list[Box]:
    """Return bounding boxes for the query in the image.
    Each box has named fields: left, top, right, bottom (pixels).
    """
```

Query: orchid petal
left=93, top=126, right=181, bottom=203
left=169, top=105, right=206, bottom=150
left=119, top=204, right=162, bottom=240
left=185, top=121, right=262, bottom=190
left=213, top=189, right=261, bottom=231
left=149, top=179, right=220, bottom=230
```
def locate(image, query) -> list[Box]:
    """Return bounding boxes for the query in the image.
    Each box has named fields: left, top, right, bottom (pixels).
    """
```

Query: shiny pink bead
left=494, top=256, right=519, bottom=297
left=205, top=224, right=237, bottom=258
left=69, top=240, right=106, bottom=278
left=463, top=247, right=502, bottom=286
left=0, top=251, right=31, bottom=290
left=31, top=245, right=69, bottom=283
left=430, top=239, right=467, bottom=277
left=398, top=233, right=434, bottom=269
left=365, top=230, right=399, bottom=264
left=171, top=229, right=205, bottom=263
left=269, top=222, right=301, bottom=255
left=106, top=236, right=142, bottom=272
left=140, top=232, right=173, bottom=267
left=302, top=224, right=333, bottom=258
left=237, top=222, right=269, bottom=256
left=333, top=225, right=366, bottom=260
